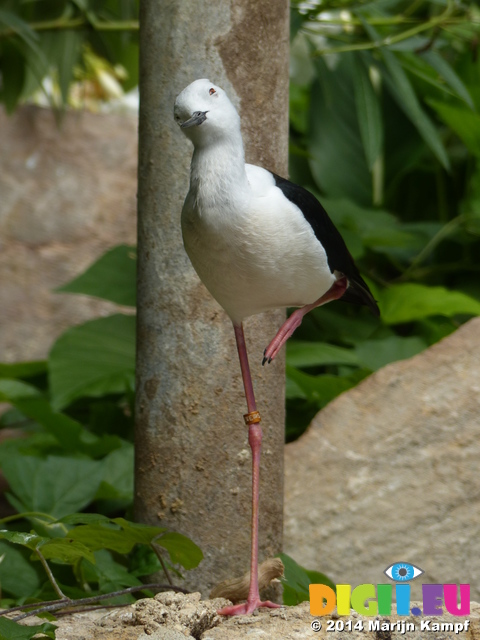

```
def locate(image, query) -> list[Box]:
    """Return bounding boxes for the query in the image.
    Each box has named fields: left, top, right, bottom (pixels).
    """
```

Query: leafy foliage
left=0, top=0, right=138, bottom=112
left=287, top=0, right=480, bottom=439
left=279, top=553, right=335, bottom=606
left=0, top=251, right=201, bottom=636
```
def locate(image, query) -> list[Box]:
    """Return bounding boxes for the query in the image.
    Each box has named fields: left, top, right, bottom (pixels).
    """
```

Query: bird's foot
left=262, top=310, right=304, bottom=365
left=217, top=598, right=282, bottom=616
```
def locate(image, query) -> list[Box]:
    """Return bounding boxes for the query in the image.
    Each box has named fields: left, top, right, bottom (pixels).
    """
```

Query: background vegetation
left=0, top=0, right=480, bottom=633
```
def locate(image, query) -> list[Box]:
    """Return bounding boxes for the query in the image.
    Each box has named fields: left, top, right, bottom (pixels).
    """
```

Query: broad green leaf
left=286, top=341, right=359, bottom=368
left=279, top=553, right=333, bottom=606
left=362, top=22, right=449, bottom=169
left=68, top=519, right=166, bottom=553
left=0, top=10, right=39, bottom=50
left=58, top=513, right=111, bottom=526
left=421, top=50, right=474, bottom=109
left=0, top=530, right=44, bottom=550
left=399, top=55, right=463, bottom=99
left=48, top=314, right=136, bottom=410
left=278, top=553, right=309, bottom=605
left=306, top=305, right=380, bottom=347
left=0, top=361, right=46, bottom=380
left=382, top=52, right=449, bottom=169
left=1, top=456, right=104, bottom=519
left=309, top=56, right=372, bottom=205
left=0, top=382, right=122, bottom=456
left=354, top=335, right=427, bottom=370
left=41, top=30, right=82, bottom=105
left=39, top=538, right=95, bottom=564
left=353, top=53, right=383, bottom=169
left=0, top=540, right=43, bottom=598
left=0, top=617, right=56, bottom=640
left=320, top=198, right=418, bottom=254
left=286, top=366, right=367, bottom=406
left=85, top=549, right=142, bottom=593
left=96, top=445, right=134, bottom=501
left=154, top=532, right=203, bottom=570
left=305, top=568, right=336, bottom=592
left=0, top=380, right=41, bottom=401
left=0, top=40, right=25, bottom=114
left=379, top=284, right=480, bottom=325
left=57, top=245, right=137, bottom=307
left=428, top=100, right=480, bottom=157
left=129, top=545, right=162, bottom=578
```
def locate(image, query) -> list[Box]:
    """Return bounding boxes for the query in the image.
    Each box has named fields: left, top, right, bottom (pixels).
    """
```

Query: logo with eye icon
left=384, top=562, right=424, bottom=582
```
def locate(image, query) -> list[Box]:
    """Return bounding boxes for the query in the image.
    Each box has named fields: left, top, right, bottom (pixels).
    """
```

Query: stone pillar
left=135, top=0, right=289, bottom=594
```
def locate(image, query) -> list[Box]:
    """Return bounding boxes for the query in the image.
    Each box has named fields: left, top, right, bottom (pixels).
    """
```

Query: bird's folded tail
left=341, top=273, right=380, bottom=317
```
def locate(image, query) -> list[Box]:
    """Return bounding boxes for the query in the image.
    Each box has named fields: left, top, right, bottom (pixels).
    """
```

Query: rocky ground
left=14, top=593, right=480, bottom=640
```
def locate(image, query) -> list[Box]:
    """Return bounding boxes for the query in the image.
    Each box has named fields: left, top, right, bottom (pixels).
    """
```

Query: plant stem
left=0, top=17, right=138, bottom=40
left=0, top=512, right=57, bottom=525
left=151, top=541, right=174, bottom=586
left=312, top=2, right=458, bottom=56
left=35, top=548, right=69, bottom=601
left=9, top=583, right=190, bottom=622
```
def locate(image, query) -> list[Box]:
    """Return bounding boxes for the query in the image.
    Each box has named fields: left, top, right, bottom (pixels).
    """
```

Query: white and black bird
left=174, top=79, right=379, bottom=616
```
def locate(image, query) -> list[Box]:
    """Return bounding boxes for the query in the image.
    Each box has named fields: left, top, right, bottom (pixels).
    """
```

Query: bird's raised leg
left=217, top=323, right=282, bottom=616
left=263, top=276, right=348, bottom=365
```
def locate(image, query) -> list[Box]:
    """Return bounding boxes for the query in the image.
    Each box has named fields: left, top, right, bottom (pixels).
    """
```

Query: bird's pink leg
left=217, top=323, right=282, bottom=616
left=263, top=277, right=348, bottom=365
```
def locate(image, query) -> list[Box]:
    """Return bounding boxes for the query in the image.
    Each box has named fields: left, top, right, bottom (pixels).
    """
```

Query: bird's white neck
left=189, top=132, right=249, bottom=209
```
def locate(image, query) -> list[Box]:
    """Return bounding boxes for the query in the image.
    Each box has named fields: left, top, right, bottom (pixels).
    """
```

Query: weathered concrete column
left=135, top=0, right=289, bottom=595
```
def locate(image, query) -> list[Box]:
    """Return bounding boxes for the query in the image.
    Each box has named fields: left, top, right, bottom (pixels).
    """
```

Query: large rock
left=0, top=106, right=137, bottom=362
left=285, top=317, right=480, bottom=602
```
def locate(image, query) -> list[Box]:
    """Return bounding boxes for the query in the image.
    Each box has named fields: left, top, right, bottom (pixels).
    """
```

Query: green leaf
left=52, top=30, right=82, bottom=105
left=428, top=100, right=480, bottom=157
left=0, top=40, right=26, bottom=114
left=321, top=197, right=419, bottom=255
left=58, top=514, right=111, bottom=526
left=0, top=10, right=39, bottom=50
left=309, top=56, right=372, bottom=205
left=1, top=456, right=104, bottom=519
left=421, top=50, right=474, bottom=110
left=0, top=617, right=56, bottom=640
left=286, top=341, right=359, bottom=368
left=0, top=531, right=44, bottom=550
left=0, top=381, right=122, bottom=456
left=286, top=366, right=367, bottom=405
left=48, top=314, right=136, bottom=410
left=0, top=540, right=43, bottom=598
left=0, top=380, right=41, bottom=401
left=57, top=245, right=137, bottom=307
left=383, top=52, right=449, bottom=169
left=379, top=284, right=480, bottom=325
left=354, top=335, right=427, bottom=370
left=154, top=532, right=203, bottom=570
left=39, top=538, right=95, bottom=565
left=85, top=549, right=141, bottom=593
left=0, top=361, right=46, bottom=380
left=96, top=445, right=134, bottom=501
left=68, top=519, right=166, bottom=554
left=353, top=54, right=383, bottom=169
left=362, top=22, right=449, bottom=169
left=279, top=553, right=333, bottom=606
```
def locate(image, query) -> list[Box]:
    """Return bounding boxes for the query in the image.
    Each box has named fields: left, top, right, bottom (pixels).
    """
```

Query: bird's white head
left=174, top=79, right=241, bottom=148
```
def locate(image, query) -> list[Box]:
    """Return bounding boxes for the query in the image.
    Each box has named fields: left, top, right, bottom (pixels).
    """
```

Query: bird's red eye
left=209, top=87, right=216, bottom=95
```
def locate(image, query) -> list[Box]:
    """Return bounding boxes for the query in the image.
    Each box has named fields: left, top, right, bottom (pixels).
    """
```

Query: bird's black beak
left=180, top=111, right=208, bottom=128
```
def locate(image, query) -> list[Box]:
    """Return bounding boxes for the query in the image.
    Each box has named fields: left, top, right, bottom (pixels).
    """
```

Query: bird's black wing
left=272, top=173, right=380, bottom=317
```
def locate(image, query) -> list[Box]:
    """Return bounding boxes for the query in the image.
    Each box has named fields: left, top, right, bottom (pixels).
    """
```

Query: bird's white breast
left=181, top=163, right=335, bottom=324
